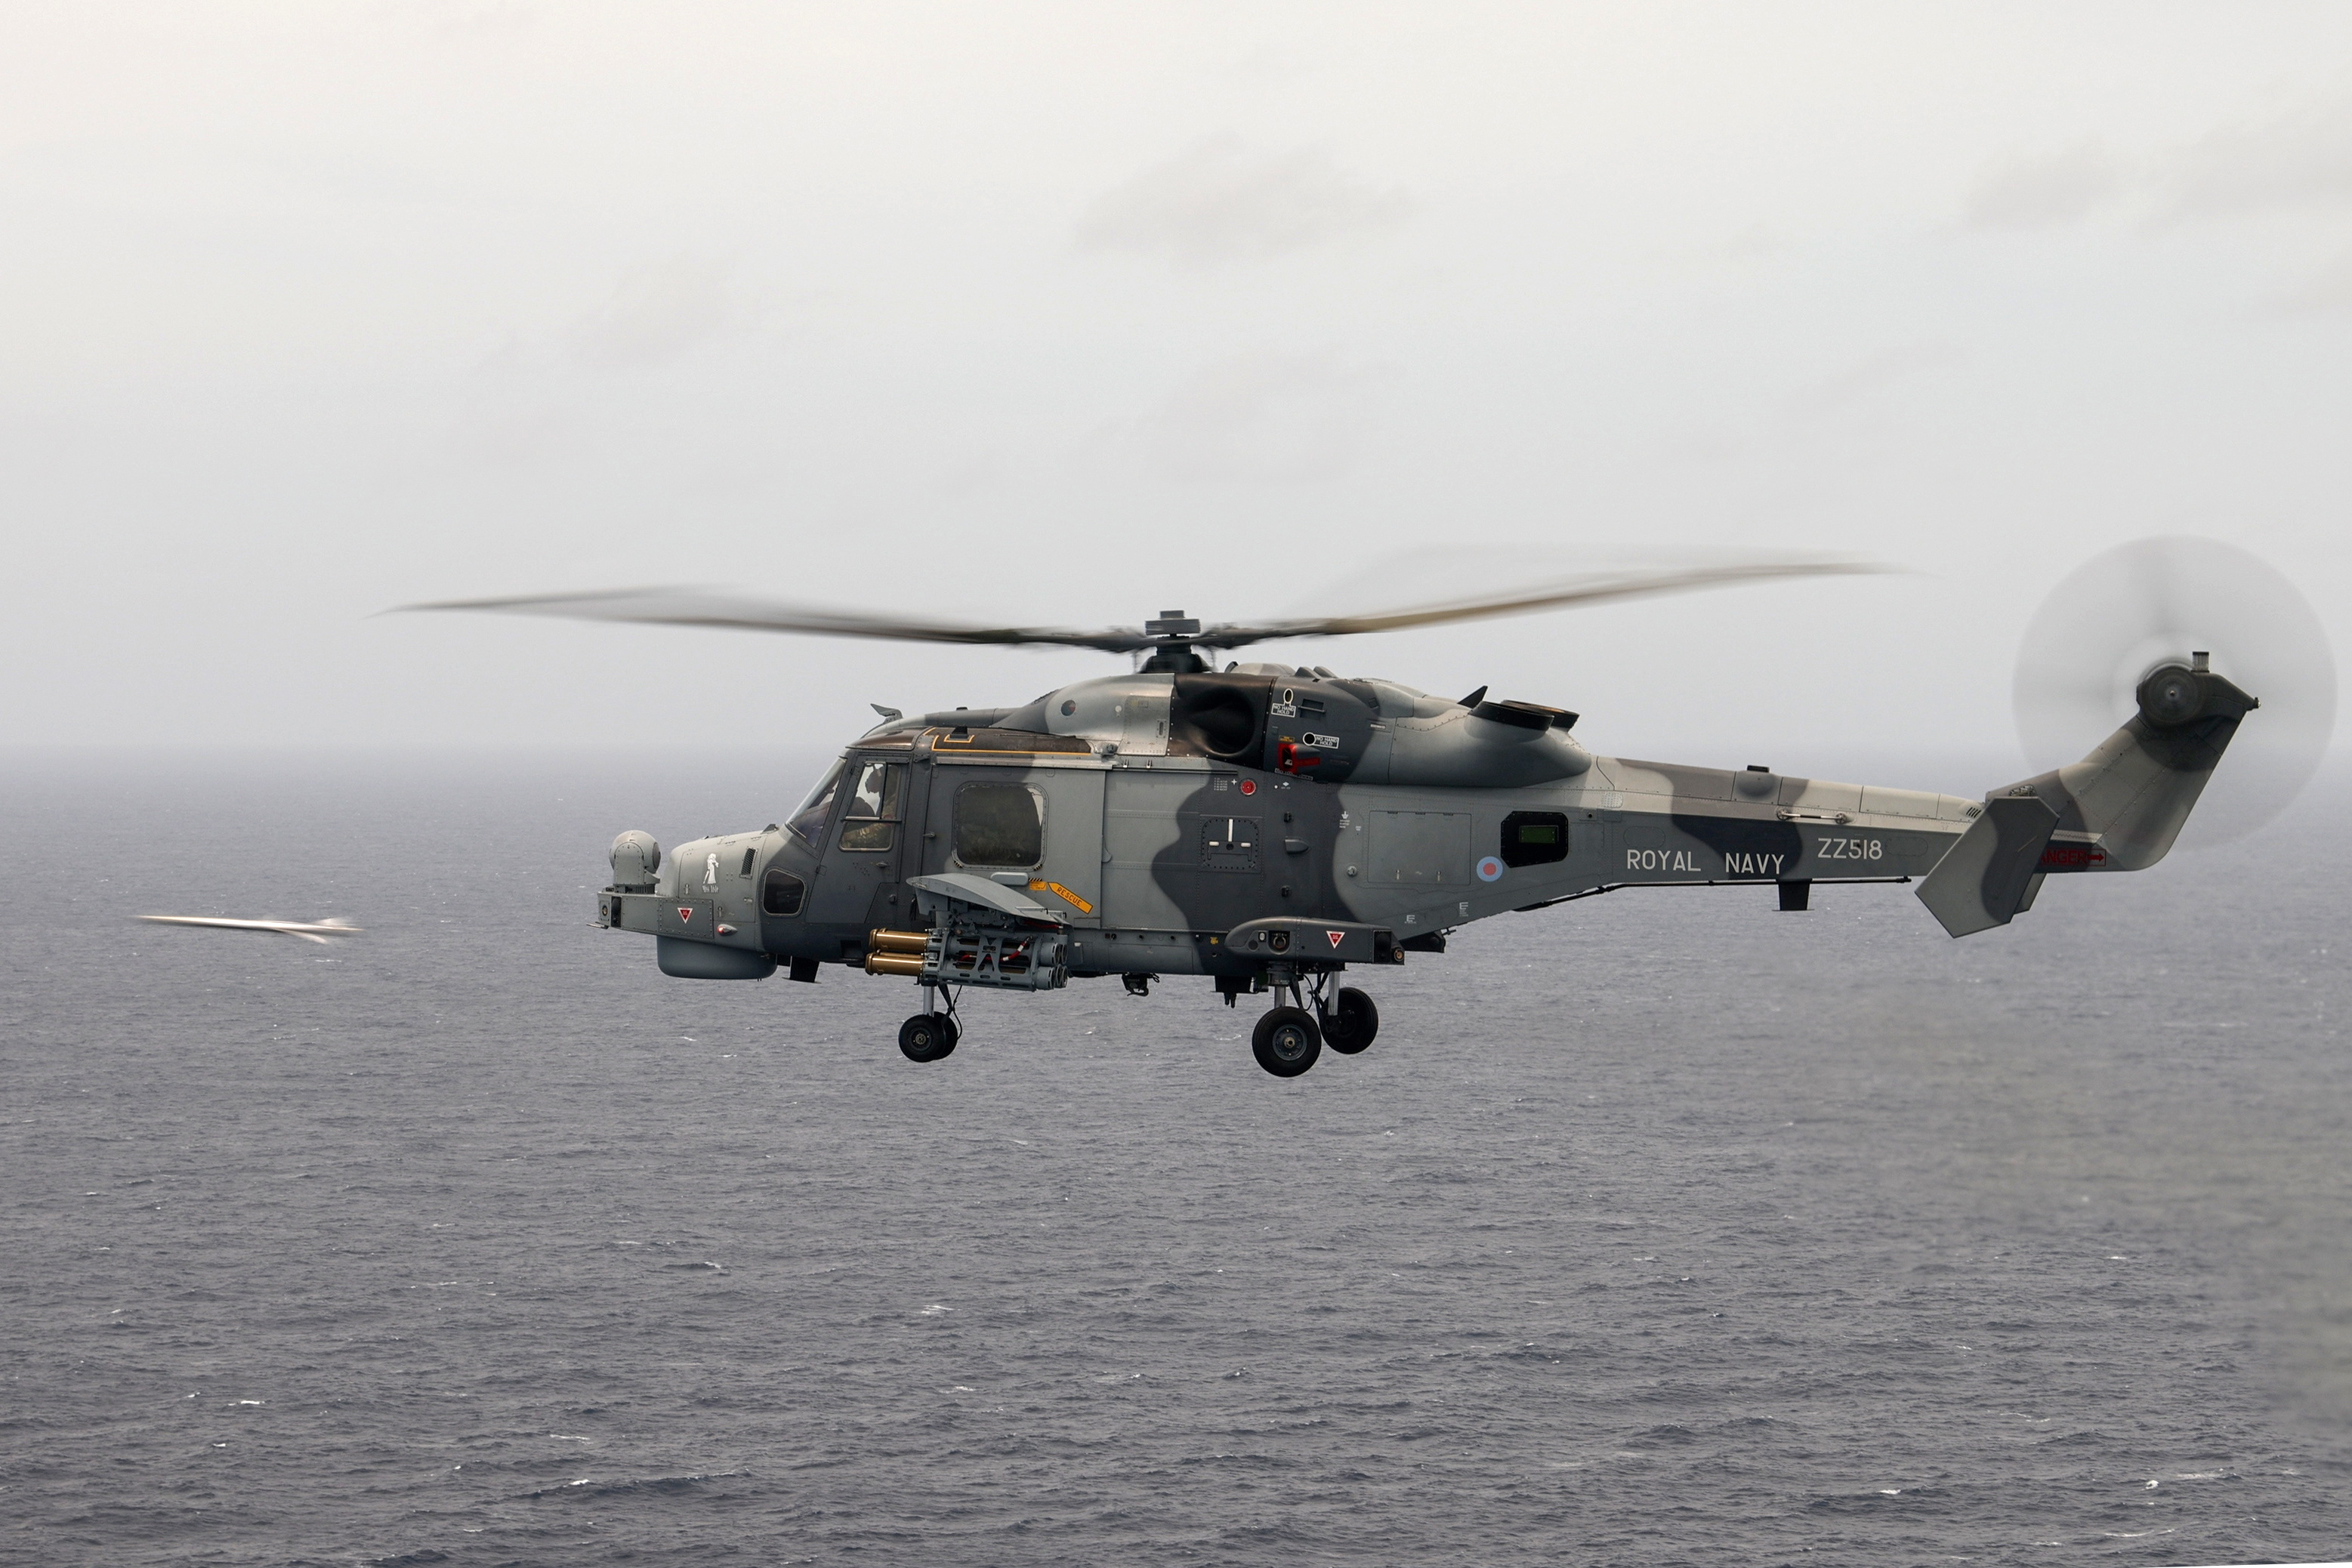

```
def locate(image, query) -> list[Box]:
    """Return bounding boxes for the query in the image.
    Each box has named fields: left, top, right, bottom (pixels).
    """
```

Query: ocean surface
left=5, top=747, right=2350, bottom=1567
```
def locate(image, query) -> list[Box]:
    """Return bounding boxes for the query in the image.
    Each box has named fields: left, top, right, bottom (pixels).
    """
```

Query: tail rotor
left=2013, top=536, right=2335, bottom=848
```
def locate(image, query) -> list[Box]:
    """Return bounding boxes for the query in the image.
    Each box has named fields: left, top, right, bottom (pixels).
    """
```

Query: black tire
left=1322, top=986, right=1379, bottom=1054
left=1252, top=1006, right=1322, bottom=1077
left=898, top=1013, right=958, bottom=1063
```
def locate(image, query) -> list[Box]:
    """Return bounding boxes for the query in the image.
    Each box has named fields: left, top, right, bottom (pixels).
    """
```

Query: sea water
left=5, top=748, right=2349, bottom=1566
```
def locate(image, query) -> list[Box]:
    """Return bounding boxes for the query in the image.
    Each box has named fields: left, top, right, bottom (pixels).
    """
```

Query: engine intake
left=1171, top=672, right=1270, bottom=760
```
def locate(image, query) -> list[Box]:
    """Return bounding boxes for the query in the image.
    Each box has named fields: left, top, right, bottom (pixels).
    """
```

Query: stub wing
left=136, top=915, right=363, bottom=946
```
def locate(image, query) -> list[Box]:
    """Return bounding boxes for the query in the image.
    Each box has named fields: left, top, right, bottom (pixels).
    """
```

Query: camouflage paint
left=616, top=660, right=2249, bottom=980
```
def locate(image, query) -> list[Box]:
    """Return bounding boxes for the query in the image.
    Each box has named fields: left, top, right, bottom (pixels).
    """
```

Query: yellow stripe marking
left=1029, top=879, right=1095, bottom=915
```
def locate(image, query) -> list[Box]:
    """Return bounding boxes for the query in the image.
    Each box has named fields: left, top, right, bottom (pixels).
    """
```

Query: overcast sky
left=6, top=3, right=2349, bottom=785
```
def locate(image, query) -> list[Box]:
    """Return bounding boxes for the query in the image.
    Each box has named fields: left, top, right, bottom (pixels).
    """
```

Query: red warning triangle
left=677, top=906, right=695, bottom=923
left=1326, top=930, right=1344, bottom=948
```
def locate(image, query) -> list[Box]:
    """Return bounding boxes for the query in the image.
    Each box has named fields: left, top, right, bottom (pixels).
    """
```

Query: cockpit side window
left=838, top=761, right=906, bottom=851
left=786, top=759, right=847, bottom=846
left=761, top=867, right=806, bottom=916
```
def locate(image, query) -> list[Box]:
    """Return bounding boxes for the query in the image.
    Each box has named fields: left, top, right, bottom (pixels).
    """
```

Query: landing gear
left=898, top=1011, right=959, bottom=1063
left=1245, top=974, right=1376, bottom=1076
left=1252, top=1006, right=1321, bottom=1077
left=897, top=980, right=964, bottom=1063
left=1320, top=986, right=1379, bottom=1054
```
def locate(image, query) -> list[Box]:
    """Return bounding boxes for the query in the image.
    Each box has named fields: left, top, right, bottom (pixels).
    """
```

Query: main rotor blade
left=1194, top=558, right=1889, bottom=648
left=398, top=557, right=1888, bottom=657
left=394, top=588, right=1159, bottom=653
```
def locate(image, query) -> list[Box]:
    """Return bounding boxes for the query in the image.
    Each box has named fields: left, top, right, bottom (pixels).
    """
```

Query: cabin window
left=1500, top=810, right=1570, bottom=868
left=761, top=868, right=806, bottom=916
left=955, top=782, right=1043, bottom=867
left=786, top=759, right=846, bottom=845
left=838, top=761, right=906, bottom=851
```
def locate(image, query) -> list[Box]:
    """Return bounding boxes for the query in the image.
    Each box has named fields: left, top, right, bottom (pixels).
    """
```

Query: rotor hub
left=1140, top=610, right=1208, bottom=674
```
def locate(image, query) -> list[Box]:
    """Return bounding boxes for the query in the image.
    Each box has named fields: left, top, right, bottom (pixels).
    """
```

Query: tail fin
left=1918, top=657, right=2255, bottom=937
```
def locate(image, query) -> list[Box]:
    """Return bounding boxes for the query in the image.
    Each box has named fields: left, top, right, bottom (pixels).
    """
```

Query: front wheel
left=1252, top=1006, right=1322, bottom=1077
left=1322, top=986, right=1379, bottom=1054
left=898, top=1013, right=958, bottom=1063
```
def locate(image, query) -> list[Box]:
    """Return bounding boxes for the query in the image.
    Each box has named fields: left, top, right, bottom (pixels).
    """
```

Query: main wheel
left=1321, top=986, right=1379, bottom=1054
left=1252, top=1006, right=1322, bottom=1077
left=898, top=1012, right=958, bottom=1063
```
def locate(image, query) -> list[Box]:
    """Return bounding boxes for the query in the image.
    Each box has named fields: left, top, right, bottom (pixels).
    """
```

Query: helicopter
left=409, top=538, right=2326, bottom=1078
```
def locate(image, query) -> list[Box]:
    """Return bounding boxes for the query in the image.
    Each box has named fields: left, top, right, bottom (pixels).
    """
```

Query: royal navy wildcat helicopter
left=409, top=538, right=2329, bottom=1076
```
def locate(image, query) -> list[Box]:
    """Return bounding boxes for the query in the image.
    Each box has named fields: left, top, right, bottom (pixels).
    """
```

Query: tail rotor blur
left=2013, top=536, right=2335, bottom=848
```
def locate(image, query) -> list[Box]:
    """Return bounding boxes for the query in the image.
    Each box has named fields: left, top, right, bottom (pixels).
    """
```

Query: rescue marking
left=676, top=906, right=695, bottom=923
left=1326, top=930, right=1345, bottom=949
left=1027, top=879, right=1097, bottom=915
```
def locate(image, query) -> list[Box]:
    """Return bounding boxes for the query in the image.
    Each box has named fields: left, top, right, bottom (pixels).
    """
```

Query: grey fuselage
left=612, top=665, right=1992, bottom=983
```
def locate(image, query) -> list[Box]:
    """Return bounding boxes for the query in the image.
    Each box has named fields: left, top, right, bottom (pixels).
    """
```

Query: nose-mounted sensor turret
left=610, top=830, right=661, bottom=893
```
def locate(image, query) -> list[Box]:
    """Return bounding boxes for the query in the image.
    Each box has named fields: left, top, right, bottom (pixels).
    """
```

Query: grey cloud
left=1964, top=141, right=2126, bottom=229
left=446, top=259, right=739, bottom=462
left=1963, top=98, right=2352, bottom=231
left=2162, top=100, right=2352, bottom=221
left=447, top=400, right=581, bottom=466
left=1107, top=350, right=1387, bottom=483
left=1075, top=137, right=1412, bottom=268
left=378, top=1, right=539, bottom=45
left=2276, top=248, right=2352, bottom=313
left=931, top=451, right=1014, bottom=498
left=568, top=258, right=737, bottom=369
left=1792, top=342, right=1962, bottom=415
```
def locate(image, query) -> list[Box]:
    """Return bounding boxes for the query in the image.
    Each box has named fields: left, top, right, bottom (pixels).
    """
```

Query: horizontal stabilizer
left=1915, top=796, right=2060, bottom=938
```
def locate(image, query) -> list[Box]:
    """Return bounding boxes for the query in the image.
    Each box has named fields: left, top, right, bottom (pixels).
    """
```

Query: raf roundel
left=1475, top=856, right=1505, bottom=883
